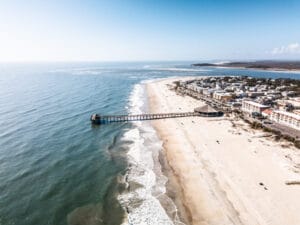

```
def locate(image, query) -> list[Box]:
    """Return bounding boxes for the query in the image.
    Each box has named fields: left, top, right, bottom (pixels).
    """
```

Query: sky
left=0, top=0, right=300, bottom=62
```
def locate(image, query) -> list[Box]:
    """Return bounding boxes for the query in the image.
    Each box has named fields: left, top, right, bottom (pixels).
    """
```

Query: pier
left=91, top=106, right=223, bottom=125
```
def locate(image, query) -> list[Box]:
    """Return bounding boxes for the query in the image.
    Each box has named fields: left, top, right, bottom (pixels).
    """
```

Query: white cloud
left=271, top=42, right=300, bottom=55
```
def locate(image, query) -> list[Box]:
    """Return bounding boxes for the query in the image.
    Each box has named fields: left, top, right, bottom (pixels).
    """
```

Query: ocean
left=0, top=62, right=299, bottom=225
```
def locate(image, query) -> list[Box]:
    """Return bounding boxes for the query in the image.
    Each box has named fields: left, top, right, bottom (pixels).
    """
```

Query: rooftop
left=262, top=108, right=273, bottom=115
left=243, top=100, right=269, bottom=108
left=194, top=105, right=218, bottom=113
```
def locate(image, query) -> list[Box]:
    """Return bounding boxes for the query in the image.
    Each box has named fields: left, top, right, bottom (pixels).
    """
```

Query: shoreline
left=157, top=141, right=191, bottom=225
left=147, top=77, right=300, bottom=225
left=119, top=82, right=176, bottom=225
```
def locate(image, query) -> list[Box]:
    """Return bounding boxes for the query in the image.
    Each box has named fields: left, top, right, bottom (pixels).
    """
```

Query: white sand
left=147, top=77, right=300, bottom=225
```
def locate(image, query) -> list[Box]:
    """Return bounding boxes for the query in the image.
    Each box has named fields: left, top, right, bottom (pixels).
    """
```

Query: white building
left=187, top=84, right=206, bottom=94
left=242, top=101, right=270, bottom=114
left=270, top=111, right=300, bottom=131
left=203, top=88, right=215, bottom=97
left=213, top=92, right=232, bottom=102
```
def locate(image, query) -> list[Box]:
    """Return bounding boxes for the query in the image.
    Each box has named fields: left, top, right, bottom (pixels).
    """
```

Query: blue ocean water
left=0, top=62, right=299, bottom=225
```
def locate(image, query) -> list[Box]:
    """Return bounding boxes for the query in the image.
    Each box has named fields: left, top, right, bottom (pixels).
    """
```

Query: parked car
left=263, top=120, right=273, bottom=125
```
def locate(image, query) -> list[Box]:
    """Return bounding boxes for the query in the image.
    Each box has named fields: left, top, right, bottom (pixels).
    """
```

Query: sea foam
left=118, top=82, right=178, bottom=225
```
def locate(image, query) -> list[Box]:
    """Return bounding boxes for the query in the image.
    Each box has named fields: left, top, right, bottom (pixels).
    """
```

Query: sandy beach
left=147, top=77, right=300, bottom=225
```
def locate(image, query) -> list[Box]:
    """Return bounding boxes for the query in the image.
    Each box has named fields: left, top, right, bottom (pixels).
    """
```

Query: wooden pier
left=91, top=108, right=223, bottom=125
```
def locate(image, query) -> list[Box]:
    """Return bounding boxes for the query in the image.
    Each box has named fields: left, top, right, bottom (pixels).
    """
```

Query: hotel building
left=270, top=111, right=300, bottom=131
left=242, top=101, right=270, bottom=114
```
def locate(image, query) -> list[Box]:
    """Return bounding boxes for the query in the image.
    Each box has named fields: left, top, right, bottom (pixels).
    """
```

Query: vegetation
left=193, top=60, right=300, bottom=70
left=249, top=120, right=299, bottom=149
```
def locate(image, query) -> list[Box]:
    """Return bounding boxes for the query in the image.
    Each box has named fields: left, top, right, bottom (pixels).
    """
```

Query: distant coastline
left=192, top=60, right=300, bottom=72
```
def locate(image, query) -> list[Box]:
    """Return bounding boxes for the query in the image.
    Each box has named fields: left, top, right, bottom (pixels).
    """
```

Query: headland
left=192, top=61, right=300, bottom=72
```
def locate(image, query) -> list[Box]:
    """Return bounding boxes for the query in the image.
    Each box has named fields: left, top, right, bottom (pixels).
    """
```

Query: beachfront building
left=186, top=83, right=205, bottom=94
left=242, top=100, right=270, bottom=114
left=203, top=88, right=215, bottom=97
left=270, top=111, right=300, bottom=131
left=213, top=92, right=232, bottom=102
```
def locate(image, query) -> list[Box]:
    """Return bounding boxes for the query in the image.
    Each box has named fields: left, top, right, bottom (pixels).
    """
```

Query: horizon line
left=0, top=59, right=300, bottom=64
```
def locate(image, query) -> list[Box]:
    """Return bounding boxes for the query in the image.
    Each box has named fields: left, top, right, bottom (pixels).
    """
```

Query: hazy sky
left=0, top=0, right=300, bottom=62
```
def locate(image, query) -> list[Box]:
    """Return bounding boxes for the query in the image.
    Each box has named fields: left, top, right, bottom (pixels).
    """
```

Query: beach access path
left=147, top=77, right=300, bottom=225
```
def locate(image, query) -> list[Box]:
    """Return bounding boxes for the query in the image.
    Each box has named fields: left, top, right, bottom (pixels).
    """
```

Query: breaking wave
left=118, top=82, right=182, bottom=225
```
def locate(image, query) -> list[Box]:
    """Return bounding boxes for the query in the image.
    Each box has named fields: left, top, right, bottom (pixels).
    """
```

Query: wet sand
left=147, top=77, right=300, bottom=225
